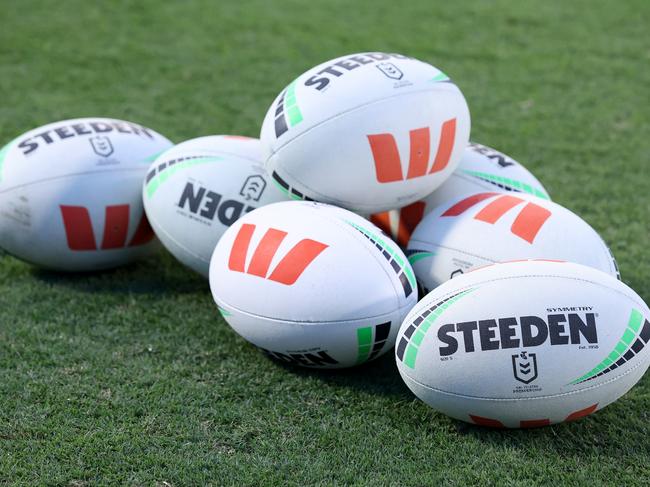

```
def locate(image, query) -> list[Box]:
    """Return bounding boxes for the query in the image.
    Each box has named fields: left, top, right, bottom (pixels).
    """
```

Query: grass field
left=1, top=0, right=650, bottom=484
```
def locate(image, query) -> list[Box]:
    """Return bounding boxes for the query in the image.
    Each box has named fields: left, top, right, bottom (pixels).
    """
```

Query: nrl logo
left=89, top=136, right=114, bottom=157
left=376, top=62, right=403, bottom=80
left=512, top=351, right=538, bottom=384
left=240, top=174, right=267, bottom=202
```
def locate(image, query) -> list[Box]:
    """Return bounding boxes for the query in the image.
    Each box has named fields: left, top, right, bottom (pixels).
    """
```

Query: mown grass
left=1, top=0, right=649, bottom=484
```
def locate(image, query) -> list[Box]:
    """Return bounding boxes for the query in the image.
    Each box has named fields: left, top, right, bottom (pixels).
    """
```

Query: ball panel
left=0, top=118, right=171, bottom=191
left=406, top=245, right=492, bottom=292
left=0, top=118, right=171, bottom=270
left=396, top=260, right=650, bottom=426
left=266, top=88, right=470, bottom=213
left=408, top=192, right=618, bottom=288
left=261, top=53, right=454, bottom=151
left=217, top=299, right=405, bottom=368
left=400, top=372, right=642, bottom=428
left=210, top=202, right=404, bottom=322
left=210, top=201, right=418, bottom=368
left=0, top=171, right=157, bottom=270
left=260, top=53, right=471, bottom=213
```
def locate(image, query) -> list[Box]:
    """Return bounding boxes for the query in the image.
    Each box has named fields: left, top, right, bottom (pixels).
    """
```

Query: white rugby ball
left=209, top=201, right=418, bottom=368
left=0, top=118, right=172, bottom=271
left=407, top=192, right=619, bottom=291
left=396, top=260, right=650, bottom=428
left=369, top=142, right=550, bottom=247
left=260, top=52, right=471, bottom=213
left=143, top=135, right=289, bottom=277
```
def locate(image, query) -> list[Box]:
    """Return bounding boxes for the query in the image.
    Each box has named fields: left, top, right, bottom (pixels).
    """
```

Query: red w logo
left=442, top=193, right=552, bottom=243
left=60, top=205, right=154, bottom=251
left=371, top=201, right=426, bottom=248
left=228, top=223, right=328, bottom=285
left=367, top=119, right=457, bottom=183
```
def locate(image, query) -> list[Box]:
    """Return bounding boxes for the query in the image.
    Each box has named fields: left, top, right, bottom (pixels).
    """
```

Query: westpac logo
left=370, top=200, right=425, bottom=248
left=367, top=119, right=456, bottom=183
left=60, top=204, right=154, bottom=251
left=228, top=223, right=328, bottom=285
left=442, top=192, right=552, bottom=244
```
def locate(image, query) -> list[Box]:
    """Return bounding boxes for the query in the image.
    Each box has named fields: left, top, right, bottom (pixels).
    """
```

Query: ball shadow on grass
left=257, top=348, right=414, bottom=400
left=29, top=252, right=207, bottom=296
left=240, top=342, right=650, bottom=464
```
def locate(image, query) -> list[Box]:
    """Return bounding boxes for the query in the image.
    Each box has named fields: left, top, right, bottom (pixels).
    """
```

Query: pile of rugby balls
left=0, top=52, right=648, bottom=429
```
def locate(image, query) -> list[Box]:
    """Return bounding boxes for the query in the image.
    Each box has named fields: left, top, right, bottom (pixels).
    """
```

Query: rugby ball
left=143, top=135, right=289, bottom=277
left=396, top=260, right=650, bottom=427
left=0, top=118, right=172, bottom=271
left=209, top=201, right=418, bottom=368
left=370, top=142, right=550, bottom=246
left=407, top=192, right=619, bottom=291
left=260, top=52, right=471, bottom=213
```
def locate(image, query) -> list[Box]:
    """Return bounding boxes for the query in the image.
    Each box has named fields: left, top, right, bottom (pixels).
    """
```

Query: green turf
left=1, top=0, right=650, bottom=484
